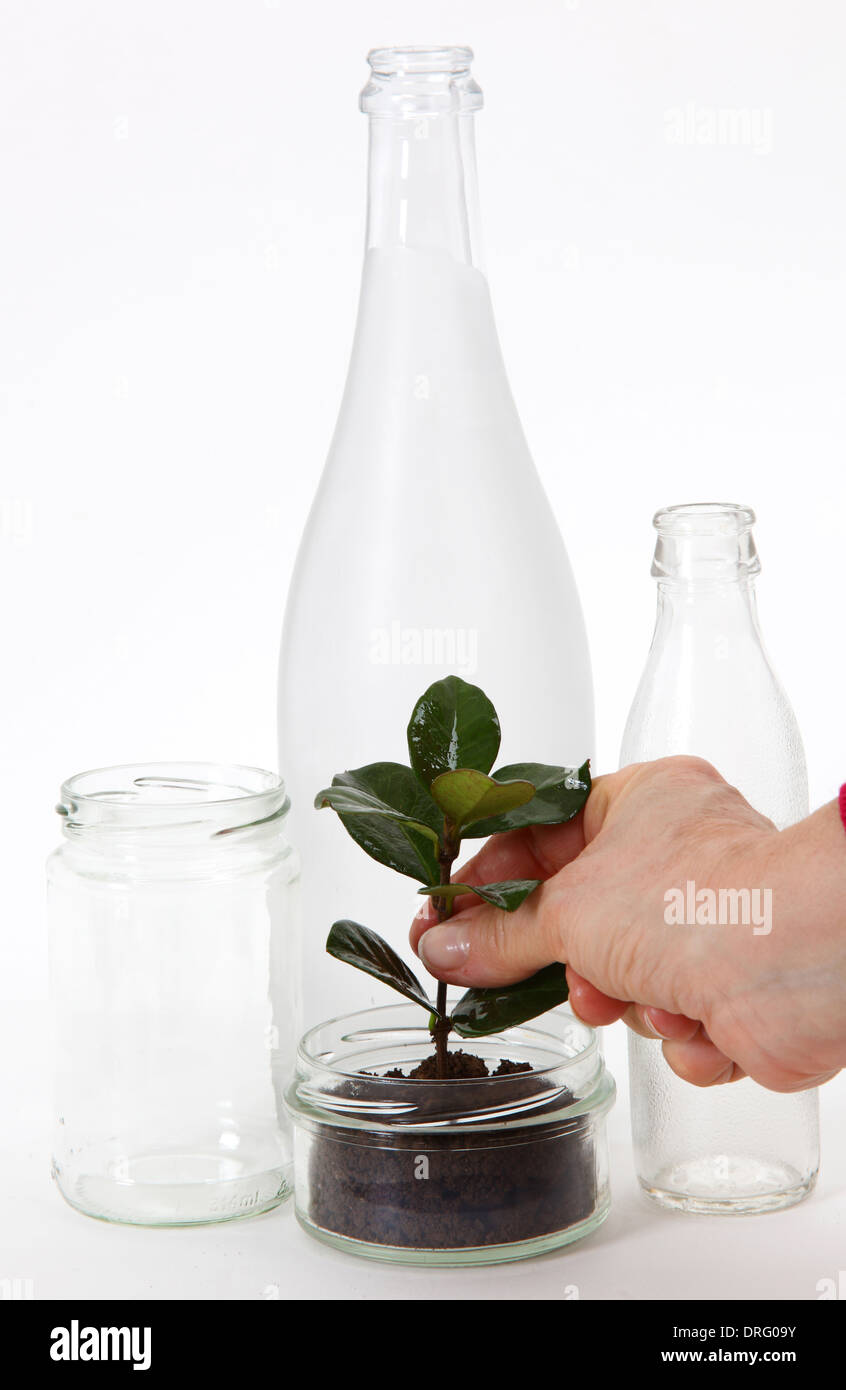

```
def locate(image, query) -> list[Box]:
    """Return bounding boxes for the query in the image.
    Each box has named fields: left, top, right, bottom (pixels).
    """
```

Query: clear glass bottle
left=47, top=763, right=300, bottom=1225
left=278, top=47, right=594, bottom=1027
left=621, top=504, right=820, bottom=1213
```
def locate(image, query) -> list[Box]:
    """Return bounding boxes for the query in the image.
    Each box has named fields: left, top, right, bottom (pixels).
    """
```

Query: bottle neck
left=652, top=576, right=761, bottom=644
left=360, top=46, right=485, bottom=268
left=648, top=504, right=764, bottom=645
left=365, top=111, right=483, bottom=267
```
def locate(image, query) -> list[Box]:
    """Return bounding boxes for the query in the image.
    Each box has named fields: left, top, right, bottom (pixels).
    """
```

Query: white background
left=2, top=0, right=845, bottom=1300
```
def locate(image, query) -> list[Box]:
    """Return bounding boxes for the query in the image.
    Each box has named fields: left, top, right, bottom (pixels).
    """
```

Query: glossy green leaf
left=417, top=879, right=542, bottom=912
left=429, top=768, right=535, bottom=828
left=407, top=676, right=501, bottom=788
left=326, top=920, right=437, bottom=1014
left=315, top=763, right=442, bottom=882
left=450, top=964, right=570, bottom=1038
left=463, top=760, right=591, bottom=838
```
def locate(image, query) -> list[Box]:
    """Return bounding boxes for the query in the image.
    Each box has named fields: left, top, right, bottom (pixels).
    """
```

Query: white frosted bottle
left=621, top=504, right=820, bottom=1214
left=278, top=47, right=594, bottom=1028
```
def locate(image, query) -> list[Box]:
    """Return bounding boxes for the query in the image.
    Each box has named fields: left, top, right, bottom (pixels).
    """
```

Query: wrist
left=713, top=801, right=846, bottom=1084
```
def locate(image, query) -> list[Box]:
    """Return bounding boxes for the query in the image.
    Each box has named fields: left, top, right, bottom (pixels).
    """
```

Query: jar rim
left=296, top=1001, right=600, bottom=1083
left=57, top=761, right=288, bottom=835
left=287, top=1003, right=613, bottom=1136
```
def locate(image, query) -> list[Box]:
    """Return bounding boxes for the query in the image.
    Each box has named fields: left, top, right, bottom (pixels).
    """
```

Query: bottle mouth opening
left=367, top=45, right=474, bottom=75
left=651, top=504, right=760, bottom=582
left=361, top=45, right=482, bottom=116
left=653, top=502, right=756, bottom=537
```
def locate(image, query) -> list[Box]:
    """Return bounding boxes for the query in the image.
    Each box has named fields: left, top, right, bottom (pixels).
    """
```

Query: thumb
left=416, top=881, right=565, bottom=988
left=414, top=766, right=647, bottom=991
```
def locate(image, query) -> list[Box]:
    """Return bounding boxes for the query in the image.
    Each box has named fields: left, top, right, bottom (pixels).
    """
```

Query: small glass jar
left=47, top=762, right=299, bottom=1226
left=286, top=1003, right=615, bottom=1266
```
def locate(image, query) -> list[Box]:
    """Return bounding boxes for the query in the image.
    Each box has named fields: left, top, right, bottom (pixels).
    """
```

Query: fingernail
left=418, top=923, right=471, bottom=974
left=643, top=1007, right=671, bottom=1040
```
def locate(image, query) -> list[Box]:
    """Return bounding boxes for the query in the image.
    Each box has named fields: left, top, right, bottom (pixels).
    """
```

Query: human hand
left=410, top=756, right=846, bottom=1092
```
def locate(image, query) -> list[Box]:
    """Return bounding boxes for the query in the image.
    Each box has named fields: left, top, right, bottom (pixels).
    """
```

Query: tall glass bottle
left=620, top=503, right=820, bottom=1213
left=278, top=47, right=594, bottom=1028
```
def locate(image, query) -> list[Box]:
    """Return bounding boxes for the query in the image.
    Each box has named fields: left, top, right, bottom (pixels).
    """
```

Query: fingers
left=582, top=758, right=727, bottom=844
left=416, top=888, right=562, bottom=987
left=566, top=969, right=629, bottom=1027
left=409, top=896, right=440, bottom=954
left=616, top=1003, right=743, bottom=1084
left=459, top=816, right=587, bottom=885
left=662, top=1030, right=745, bottom=1086
left=572, top=980, right=745, bottom=1088
left=630, top=1005, right=702, bottom=1044
left=581, top=764, right=652, bottom=842
left=415, top=899, right=747, bottom=1088
left=564, top=971, right=705, bottom=1043
left=409, top=816, right=585, bottom=955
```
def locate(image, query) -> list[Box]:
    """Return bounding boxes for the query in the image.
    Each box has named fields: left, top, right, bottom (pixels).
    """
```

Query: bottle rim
left=653, top=502, right=756, bottom=536
left=651, top=503, right=761, bottom=582
left=367, top=45, right=474, bottom=74
left=361, top=45, right=483, bottom=116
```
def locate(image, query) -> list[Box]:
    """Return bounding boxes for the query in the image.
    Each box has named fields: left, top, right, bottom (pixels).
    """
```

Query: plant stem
left=431, top=828, right=459, bottom=1080
left=433, top=980, right=449, bottom=1076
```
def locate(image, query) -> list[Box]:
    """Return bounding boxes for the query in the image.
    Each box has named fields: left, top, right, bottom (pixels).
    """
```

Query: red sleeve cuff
left=840, top=784, right=846, bottom=835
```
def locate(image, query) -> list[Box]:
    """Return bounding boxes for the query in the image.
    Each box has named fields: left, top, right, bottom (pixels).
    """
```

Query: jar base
left=637, top=1161, right=817, bottom=1216
left=295, top=1197, right=611, bottom=1267
left=54, top=1155, right=292, bottom=1227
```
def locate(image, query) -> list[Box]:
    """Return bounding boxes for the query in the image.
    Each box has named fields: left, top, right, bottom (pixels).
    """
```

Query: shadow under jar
left=47, top=762, right=299, bottom=1226
left=286, top=1004, right=615, bottom=1266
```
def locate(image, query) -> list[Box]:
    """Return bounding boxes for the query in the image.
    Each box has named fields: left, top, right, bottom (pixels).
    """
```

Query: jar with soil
left=286, top=1002, right=614, bottom=1266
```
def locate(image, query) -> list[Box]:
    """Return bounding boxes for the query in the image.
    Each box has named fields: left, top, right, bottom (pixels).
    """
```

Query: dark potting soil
left=306, top=1052, right=598, bottom=1251
left=383, top=1049, right=531, bottom=1080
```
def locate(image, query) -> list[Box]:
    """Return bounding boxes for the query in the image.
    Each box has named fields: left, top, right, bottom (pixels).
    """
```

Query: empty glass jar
left=47, top=763, right=299, bottom=1225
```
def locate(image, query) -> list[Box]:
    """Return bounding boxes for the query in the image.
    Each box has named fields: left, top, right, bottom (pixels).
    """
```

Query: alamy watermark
left=664, top=880, right=773, bottom=935
left=0, top=499, right=33, bottom=545
left=664, top=103, right=774, bottom=155
left=50, top=1320, right=151, bottom=1371
left=1, top=1277, right=33, bottom=1300
left=369, top=621, right=478, bottom=676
